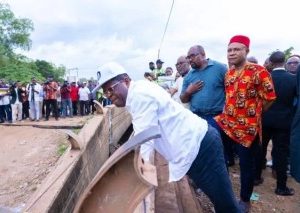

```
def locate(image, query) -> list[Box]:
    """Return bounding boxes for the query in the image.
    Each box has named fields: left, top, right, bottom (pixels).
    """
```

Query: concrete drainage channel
left=22, top=106, right=132, bottom=213
left=19, top=105, right=202, bottom=213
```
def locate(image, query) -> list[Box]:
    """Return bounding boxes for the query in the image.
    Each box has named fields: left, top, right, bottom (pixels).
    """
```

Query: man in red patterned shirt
left=215, top=35, right=276, bottom=212
left=43, top=76, right=59, bottom=121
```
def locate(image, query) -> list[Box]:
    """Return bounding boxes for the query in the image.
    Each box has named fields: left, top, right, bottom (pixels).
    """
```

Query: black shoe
left=44, top=118, right=49, bottom=121
left=275, top=187, right=295, bottom=196
left=254, top=177, right=264, bottom=186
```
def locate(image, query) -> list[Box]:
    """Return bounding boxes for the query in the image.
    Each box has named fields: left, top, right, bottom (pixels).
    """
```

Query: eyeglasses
left=186, top=53, right=200, bottom=60
left=103, top=81, right=122, bottom=96
left=286, top=61, right=299, bottom=65
left=175, top=61, right=188, bottom=67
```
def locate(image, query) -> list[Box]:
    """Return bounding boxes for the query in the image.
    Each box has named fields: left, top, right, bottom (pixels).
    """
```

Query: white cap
left=97, top=62, right=127, bottom=87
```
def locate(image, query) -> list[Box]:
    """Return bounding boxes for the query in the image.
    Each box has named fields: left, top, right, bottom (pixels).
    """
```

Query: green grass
left=72, top=128, right=81, bottom=134
left=57, top=143, right=68, bottom=156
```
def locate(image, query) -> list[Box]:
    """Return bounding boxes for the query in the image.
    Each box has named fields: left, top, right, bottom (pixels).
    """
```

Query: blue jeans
left=61, top=99, right=73, bottom=117
left=187, top=126, right=240, bottom=213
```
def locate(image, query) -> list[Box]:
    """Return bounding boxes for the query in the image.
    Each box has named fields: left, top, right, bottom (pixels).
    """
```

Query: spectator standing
left=70, top=82, right=79, bottom=116
left=26, top=77, right=42, bottom=121
left=153, top=59, right=165, bottom=79
left=285, top=55, right=300, bottom=75
left=290, top=65, right=300, bottom=183
left=149, top=61, right=155, bottom=72
left=0, top=80, right=12, bottom=123
left=56, top=82, right=62, bottom=116
left=169, top=55, right=190, bottom=107
left=60, top=81, right=73, bottom=118
left=39, top=84, right=44, bottom=119
left=44, top=76, right=59, bottom=121
left=88, top=80, right=96, bottom=114
left=10, top=81, right=23, bottom=122
left=78, top=82, right=90, bottom=115
left=215, top=35, right=276, bottom=212
left=20, top=84, right=29, bottom=120
left=258, top=51, right=296, bottom=195
left=180, top=45, right=227, bottom=130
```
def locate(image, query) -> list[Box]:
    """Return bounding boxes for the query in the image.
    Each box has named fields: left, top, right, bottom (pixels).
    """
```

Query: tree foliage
left=0, top=3, right=34, bottom=56
left=35, top=60, right=66, bottom=82
left=0, top=3, right=66, bottom=84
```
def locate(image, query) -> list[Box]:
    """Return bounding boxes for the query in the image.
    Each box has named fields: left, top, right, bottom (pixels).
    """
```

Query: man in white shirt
left=26, top=77, right=42, bottom=121
left=96, top=62, right=240, bottom=213
left=0, top=80, right=12, bottom=123
left=78, top=82, right=90, bottom=115
left=170, top=55, right=190, bottom=108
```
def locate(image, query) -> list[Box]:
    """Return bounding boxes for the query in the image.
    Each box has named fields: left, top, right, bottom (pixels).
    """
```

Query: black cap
left=156, top=59, right=164, bottom=64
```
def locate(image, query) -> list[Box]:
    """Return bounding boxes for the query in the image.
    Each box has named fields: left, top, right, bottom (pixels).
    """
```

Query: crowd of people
left=97, top=35, right=299, bottom=212
left=0, top=76, right=110, bottom=123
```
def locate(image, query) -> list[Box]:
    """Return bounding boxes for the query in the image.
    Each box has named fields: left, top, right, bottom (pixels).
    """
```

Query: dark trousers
left=261, top=129, right=272, bottom=167
left=195, top=112, right=236, bottom=166
left=0, top=105, right=4, bottom=122
left=263, top=127, right=290, bottom=189
left=72, top=100, right=78, bottom=116
left=0, top=104, right=12, bottom=122
left=90, top=99, right=96, bottom=114
left=221, top=130, right=260, bottom=202
left=187, top=126, right=240, bottom=213
left=45, top=99, right=58, bottom=119
left=80, top=100, right=89, bottom=116
left=22, top=101, right=29, bottom=119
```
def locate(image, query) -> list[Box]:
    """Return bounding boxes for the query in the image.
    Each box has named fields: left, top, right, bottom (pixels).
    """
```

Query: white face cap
left=97, top=62, right=127, bottom=87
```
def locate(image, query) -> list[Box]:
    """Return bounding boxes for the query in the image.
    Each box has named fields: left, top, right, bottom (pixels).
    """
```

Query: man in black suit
left=290, top=64, right=300, bottom=183
left=259, top=51, right=297, bottom=195
left=10, top=81, right=23, bottom=122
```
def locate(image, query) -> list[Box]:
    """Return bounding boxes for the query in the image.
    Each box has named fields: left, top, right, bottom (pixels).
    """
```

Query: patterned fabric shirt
left=44, top=81, right=58, bottom=100
left=215, top=63, right=276, bottom=147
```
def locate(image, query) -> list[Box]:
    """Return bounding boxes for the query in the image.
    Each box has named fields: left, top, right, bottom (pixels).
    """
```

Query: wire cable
left=157, top=0, right=175, bottom=59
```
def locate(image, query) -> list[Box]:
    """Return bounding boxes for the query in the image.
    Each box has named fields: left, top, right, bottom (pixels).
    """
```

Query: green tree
left=0, top=3, right=34, bottom=56
left=0, top=60, right=44, bottom=84
left=35, top=60, right=66, bottom=81
left=283, top=47, right=294, bottom=60
left=0, top=3, right=66, bottom=83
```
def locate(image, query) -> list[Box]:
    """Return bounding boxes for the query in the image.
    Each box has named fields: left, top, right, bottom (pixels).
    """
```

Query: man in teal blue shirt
left=180, top=45, right=227, bottom=130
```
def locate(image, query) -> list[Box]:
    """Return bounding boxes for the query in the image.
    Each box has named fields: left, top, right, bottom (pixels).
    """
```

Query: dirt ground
left=0, top=116, right=89, bottom=211
left=197, top=160, right=300, bottom=213
left=0, top=116, right=300, bottom=212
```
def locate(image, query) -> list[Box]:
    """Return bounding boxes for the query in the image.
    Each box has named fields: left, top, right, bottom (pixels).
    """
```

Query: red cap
left=229, top=35, right=250, bottom=48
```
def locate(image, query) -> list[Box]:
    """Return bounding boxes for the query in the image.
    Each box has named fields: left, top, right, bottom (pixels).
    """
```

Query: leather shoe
left=275, top=187, right=295, bottom=196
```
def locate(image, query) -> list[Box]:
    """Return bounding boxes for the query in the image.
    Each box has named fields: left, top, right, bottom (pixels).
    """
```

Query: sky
left=3, top=0, right=300, bottom=80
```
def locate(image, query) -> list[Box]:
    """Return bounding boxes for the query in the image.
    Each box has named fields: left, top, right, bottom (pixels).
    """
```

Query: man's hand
left=186, top=80, right=204, bottom=94
left=180, top=80, right=204, bottom=103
